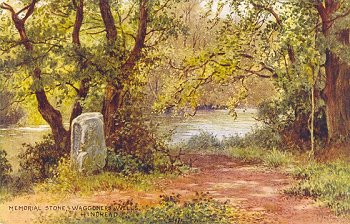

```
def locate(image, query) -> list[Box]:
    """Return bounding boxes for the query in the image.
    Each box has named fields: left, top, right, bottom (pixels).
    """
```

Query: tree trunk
left=1, top=2, right=69, bottom=149
left=315, top=1, right=350, bottom=143
left=66, top=0, right=90, bottom=151
left=323, top=46, right=350, bottom=142
left=99, top=0, right=148, bottom=147
left=102, top=83, right=122, bottom=146
left=35, top=89, right=68, bottom=148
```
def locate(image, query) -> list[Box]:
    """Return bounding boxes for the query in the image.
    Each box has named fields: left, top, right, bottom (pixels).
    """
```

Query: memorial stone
left=70, top=112, right=107, bottom=173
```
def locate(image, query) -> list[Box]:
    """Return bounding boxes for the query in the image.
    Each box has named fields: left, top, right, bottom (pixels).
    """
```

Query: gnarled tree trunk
left=99, top=0, right=149, bottom=146
left=323, top=47, right=350, bottom=142
left=316, top=2, right=350, bottom=143
left=1, top=1, right=69, bottom=149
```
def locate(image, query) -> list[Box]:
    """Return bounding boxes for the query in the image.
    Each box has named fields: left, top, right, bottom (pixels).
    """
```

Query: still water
left=156, top=109, right=258, bottom=144
left=0, top=109, right=258, bottom=171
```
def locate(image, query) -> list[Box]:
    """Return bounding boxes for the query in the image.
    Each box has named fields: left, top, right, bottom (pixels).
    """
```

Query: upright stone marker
left=71, top=112, right=107, bottom=173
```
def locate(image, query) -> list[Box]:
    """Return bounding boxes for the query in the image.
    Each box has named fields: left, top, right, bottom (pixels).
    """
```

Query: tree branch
left=122, top=0, right=148, bottom=73
left=99, top=0, right=117, bottom=44
left=72, top=0, right=84, bottom=46
left=251, top=2, right=282, bottom=25
left=22, top=0, right=38, bottom=23
left=251, top=2, right=295, bottom=63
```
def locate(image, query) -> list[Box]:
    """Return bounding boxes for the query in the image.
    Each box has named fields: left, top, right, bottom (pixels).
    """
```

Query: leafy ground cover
left=34, top=158, right=183, bottom=196
left=287, top=160, right=350, bottom=216
left=35, top=193, right=259, bottom=224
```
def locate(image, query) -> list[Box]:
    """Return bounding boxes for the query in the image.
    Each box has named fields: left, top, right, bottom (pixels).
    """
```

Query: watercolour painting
left=1, top=0, right=350, bottom=223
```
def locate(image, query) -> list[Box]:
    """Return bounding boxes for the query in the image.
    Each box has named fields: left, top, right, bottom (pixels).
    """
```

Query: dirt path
left=1, top=154, right=349, bottom=224
left=91, top=154, right=349, bottom=224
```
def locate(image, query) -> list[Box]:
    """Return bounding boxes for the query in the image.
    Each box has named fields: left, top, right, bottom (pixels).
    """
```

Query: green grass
left=227, top=147, right=264, bottom=163
left=35, top=159, right=177, bottom=196
left=263, top=148, right=294, bottom=168
left=227, top=147, right=295, bottom=168
left=287, top=160, right=350, bottom=215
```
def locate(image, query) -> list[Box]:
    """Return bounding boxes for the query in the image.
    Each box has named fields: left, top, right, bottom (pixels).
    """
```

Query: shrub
left=105, top=148, right=182, bottom=175
left=185, top=131, right=222, bottom=151
left=287, top=161, right=350, bottom=215
left=183, top=127, right=281, bottom=152
left=108, top=107, right=183, bottom=174
left=256, top=87, right=327, bottom=150
left=0, top=149, right=12, bottom=186
left=136, top=193, right=236, bottom=224
left=18, top=134, right=65, bottom=183
left=105, top=150, right=142, bottom=174
left=222, top=126, right=281, bottom=149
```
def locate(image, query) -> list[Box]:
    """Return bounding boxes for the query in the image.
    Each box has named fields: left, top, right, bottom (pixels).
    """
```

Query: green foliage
left=223, top=127, right=281, bottom=149
left=151, top=0, right=330, bottom=150
left=256, top=80, right=327, bottom=149
left=18, top=135, right=65, bottom=183
left=0, top=149, right=12, bottom=187
left=185, top=131, right=222, bottom=151
left=36, top=158, right=170, bottom=195
left=184, top=127, right=281, bottom=152
left=287, top=161, right=350, bottom=215
left=0, top=150, right=18, bottom=201
left=35, top=158, right=161, bottom=195
left=35, top=193, right=258, bottom=224
left=184, top=131, right=294, bottom=167
left=108, top=107, right=182, bottom=174
left=105, top=150, right=141, bottom=174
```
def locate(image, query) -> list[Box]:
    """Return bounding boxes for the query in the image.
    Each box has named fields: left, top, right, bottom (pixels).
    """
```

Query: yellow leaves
left=304, top=65, right=314, bottom=83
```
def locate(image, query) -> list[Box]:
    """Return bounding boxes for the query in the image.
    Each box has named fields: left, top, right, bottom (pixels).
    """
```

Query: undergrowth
left=185, top=131, right=222, bottom=151
left=228, top=147, right=294, bottom=168
left=184, top=129, right=280, bottom=152
left=0, top=149, right=13, bottom=202
left=185, top=131, right=294, bottom=168
left=35, top=159, right=177, bottom=195
left=0, top=149, right=12, bottom=186
left=35, top=193, right=262, bottom=224
left=287, top=160, right=350, bottom=215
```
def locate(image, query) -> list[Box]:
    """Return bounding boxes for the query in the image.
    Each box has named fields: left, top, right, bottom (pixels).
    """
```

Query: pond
left=0, top=109, right=258, bottom=171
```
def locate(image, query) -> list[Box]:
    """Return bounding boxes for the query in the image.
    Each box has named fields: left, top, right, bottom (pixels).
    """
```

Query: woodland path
left=92, top=154, right=350, bottom=224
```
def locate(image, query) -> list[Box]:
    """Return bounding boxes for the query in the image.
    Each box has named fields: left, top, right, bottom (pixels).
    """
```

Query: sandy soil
left=1, top=153, right=349, bottom=224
